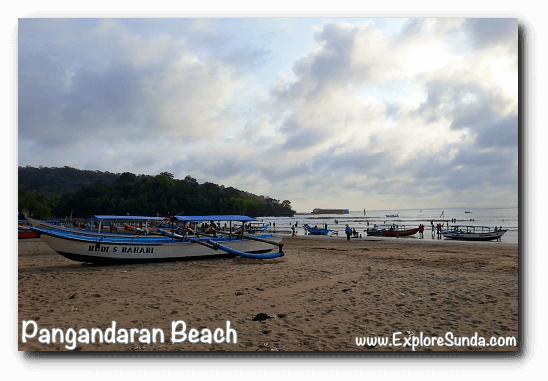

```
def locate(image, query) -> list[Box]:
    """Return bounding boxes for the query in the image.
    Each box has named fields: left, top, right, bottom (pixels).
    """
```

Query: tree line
left=18, top=167, right=295, bottom=219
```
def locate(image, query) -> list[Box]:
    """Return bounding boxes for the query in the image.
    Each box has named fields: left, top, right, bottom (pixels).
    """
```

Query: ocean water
left=258, top=206, right=519, bottom=244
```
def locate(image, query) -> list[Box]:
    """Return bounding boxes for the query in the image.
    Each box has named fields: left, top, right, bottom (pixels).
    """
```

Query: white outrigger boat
left=29, top=215, right=284, bottom=264
left=441, top=225, right=507, bottom=241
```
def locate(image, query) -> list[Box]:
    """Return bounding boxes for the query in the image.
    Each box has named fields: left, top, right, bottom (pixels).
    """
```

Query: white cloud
left=18, top=17, right=518, bottom=212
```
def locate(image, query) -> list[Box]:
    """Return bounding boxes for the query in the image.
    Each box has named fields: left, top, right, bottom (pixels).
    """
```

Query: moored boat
left=366, top=225, right=388, bottom=236
left=367, top=224, right=419, bottom=237
left=303, top=224, right=338, bottom=236
left=441, top=225, right=507, bottom=241
left=235, top=222, right=270, bottom=234
left=29, top=215, right=284, bottom=264
left=311, top=208, right=349, bottom=214
left=381, top=225, right=419, bottom=237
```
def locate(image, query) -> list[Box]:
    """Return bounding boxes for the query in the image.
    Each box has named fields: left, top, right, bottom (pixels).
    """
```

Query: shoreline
left=263, top=230, right=519, bottom=245
left=18, top=236, right=518, bottom=352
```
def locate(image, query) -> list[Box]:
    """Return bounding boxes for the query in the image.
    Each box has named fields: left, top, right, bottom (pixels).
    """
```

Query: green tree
left=18, top=190, right=56, bottom=219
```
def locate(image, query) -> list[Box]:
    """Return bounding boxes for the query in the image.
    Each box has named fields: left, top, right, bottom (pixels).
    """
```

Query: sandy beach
left=18, top=236, right=518, bottom=352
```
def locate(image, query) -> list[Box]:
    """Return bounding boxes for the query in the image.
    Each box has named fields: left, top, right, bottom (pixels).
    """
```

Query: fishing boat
left=29, top=215, right=284, bottom=264
left=303, top=224, right=338, bottom=236
left=441, top=225, right=507, bottom=241
left=366, top=226, right=387, bottom=236
left=367, top=225, right=419, bottom=237
left=385, top=213, right=399, bottom=218
left=235, top=222, right=270, bottom=234
left=383, top=225, right=419, bottom=237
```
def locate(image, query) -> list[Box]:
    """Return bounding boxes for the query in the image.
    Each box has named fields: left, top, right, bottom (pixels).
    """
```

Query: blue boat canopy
left=171, top=215, right=256, bottom=222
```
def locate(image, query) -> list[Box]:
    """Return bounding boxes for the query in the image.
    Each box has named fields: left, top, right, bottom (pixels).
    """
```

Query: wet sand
left=17, top=236, right=518, bottom=352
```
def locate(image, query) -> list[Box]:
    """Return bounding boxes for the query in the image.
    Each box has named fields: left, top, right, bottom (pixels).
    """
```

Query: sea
left=258, top=206, right=519, bottom=244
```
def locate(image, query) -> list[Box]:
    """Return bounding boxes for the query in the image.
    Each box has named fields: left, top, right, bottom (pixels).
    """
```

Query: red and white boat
left=381, top=225, right=419, bottom=237
left=367, top=224, right=420, bottom=237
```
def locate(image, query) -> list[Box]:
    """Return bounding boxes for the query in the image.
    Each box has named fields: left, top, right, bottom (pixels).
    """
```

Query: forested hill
left=18, top=166, right=295, bottom=219
left=18, top=165, right=152, bottom=195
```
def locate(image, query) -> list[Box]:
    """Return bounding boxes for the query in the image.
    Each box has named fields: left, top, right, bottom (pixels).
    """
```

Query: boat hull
left=306, top=230, right=329, bottom=235
left=382, top=227, right=419, bottom=237
left=34, top=229, right=283, bottom=264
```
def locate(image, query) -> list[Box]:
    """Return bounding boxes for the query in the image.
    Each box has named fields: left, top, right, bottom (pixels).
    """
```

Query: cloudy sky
left=18, top=17, right=518, bottom=213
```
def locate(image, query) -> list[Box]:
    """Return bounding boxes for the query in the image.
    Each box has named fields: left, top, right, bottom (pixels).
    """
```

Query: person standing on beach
left=345, top=224, right=351, bottom=241
left=291, top=225, right=296, bottom=237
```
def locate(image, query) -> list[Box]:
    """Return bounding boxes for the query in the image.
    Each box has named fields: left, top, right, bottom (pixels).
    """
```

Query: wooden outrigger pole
left=205, top=231, right=283, bottom=251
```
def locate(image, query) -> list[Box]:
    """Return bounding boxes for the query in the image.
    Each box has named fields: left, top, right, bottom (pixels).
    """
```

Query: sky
left=17, top=17, right=518, bottom=213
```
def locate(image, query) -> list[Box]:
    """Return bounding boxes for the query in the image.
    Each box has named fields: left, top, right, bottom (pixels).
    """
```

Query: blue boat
left=235, top=222, right=270, bottom=234
left=303, top=224, right=338, bottom=236
left=366, top=227, right=387, bottom=236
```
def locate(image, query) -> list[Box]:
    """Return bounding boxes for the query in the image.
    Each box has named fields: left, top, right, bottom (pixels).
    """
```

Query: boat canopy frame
left=448, top=225, right=501, bottom=234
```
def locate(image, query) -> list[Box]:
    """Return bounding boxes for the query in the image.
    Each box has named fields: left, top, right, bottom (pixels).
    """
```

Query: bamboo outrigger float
left=29, top=215, right=284, bottom=264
